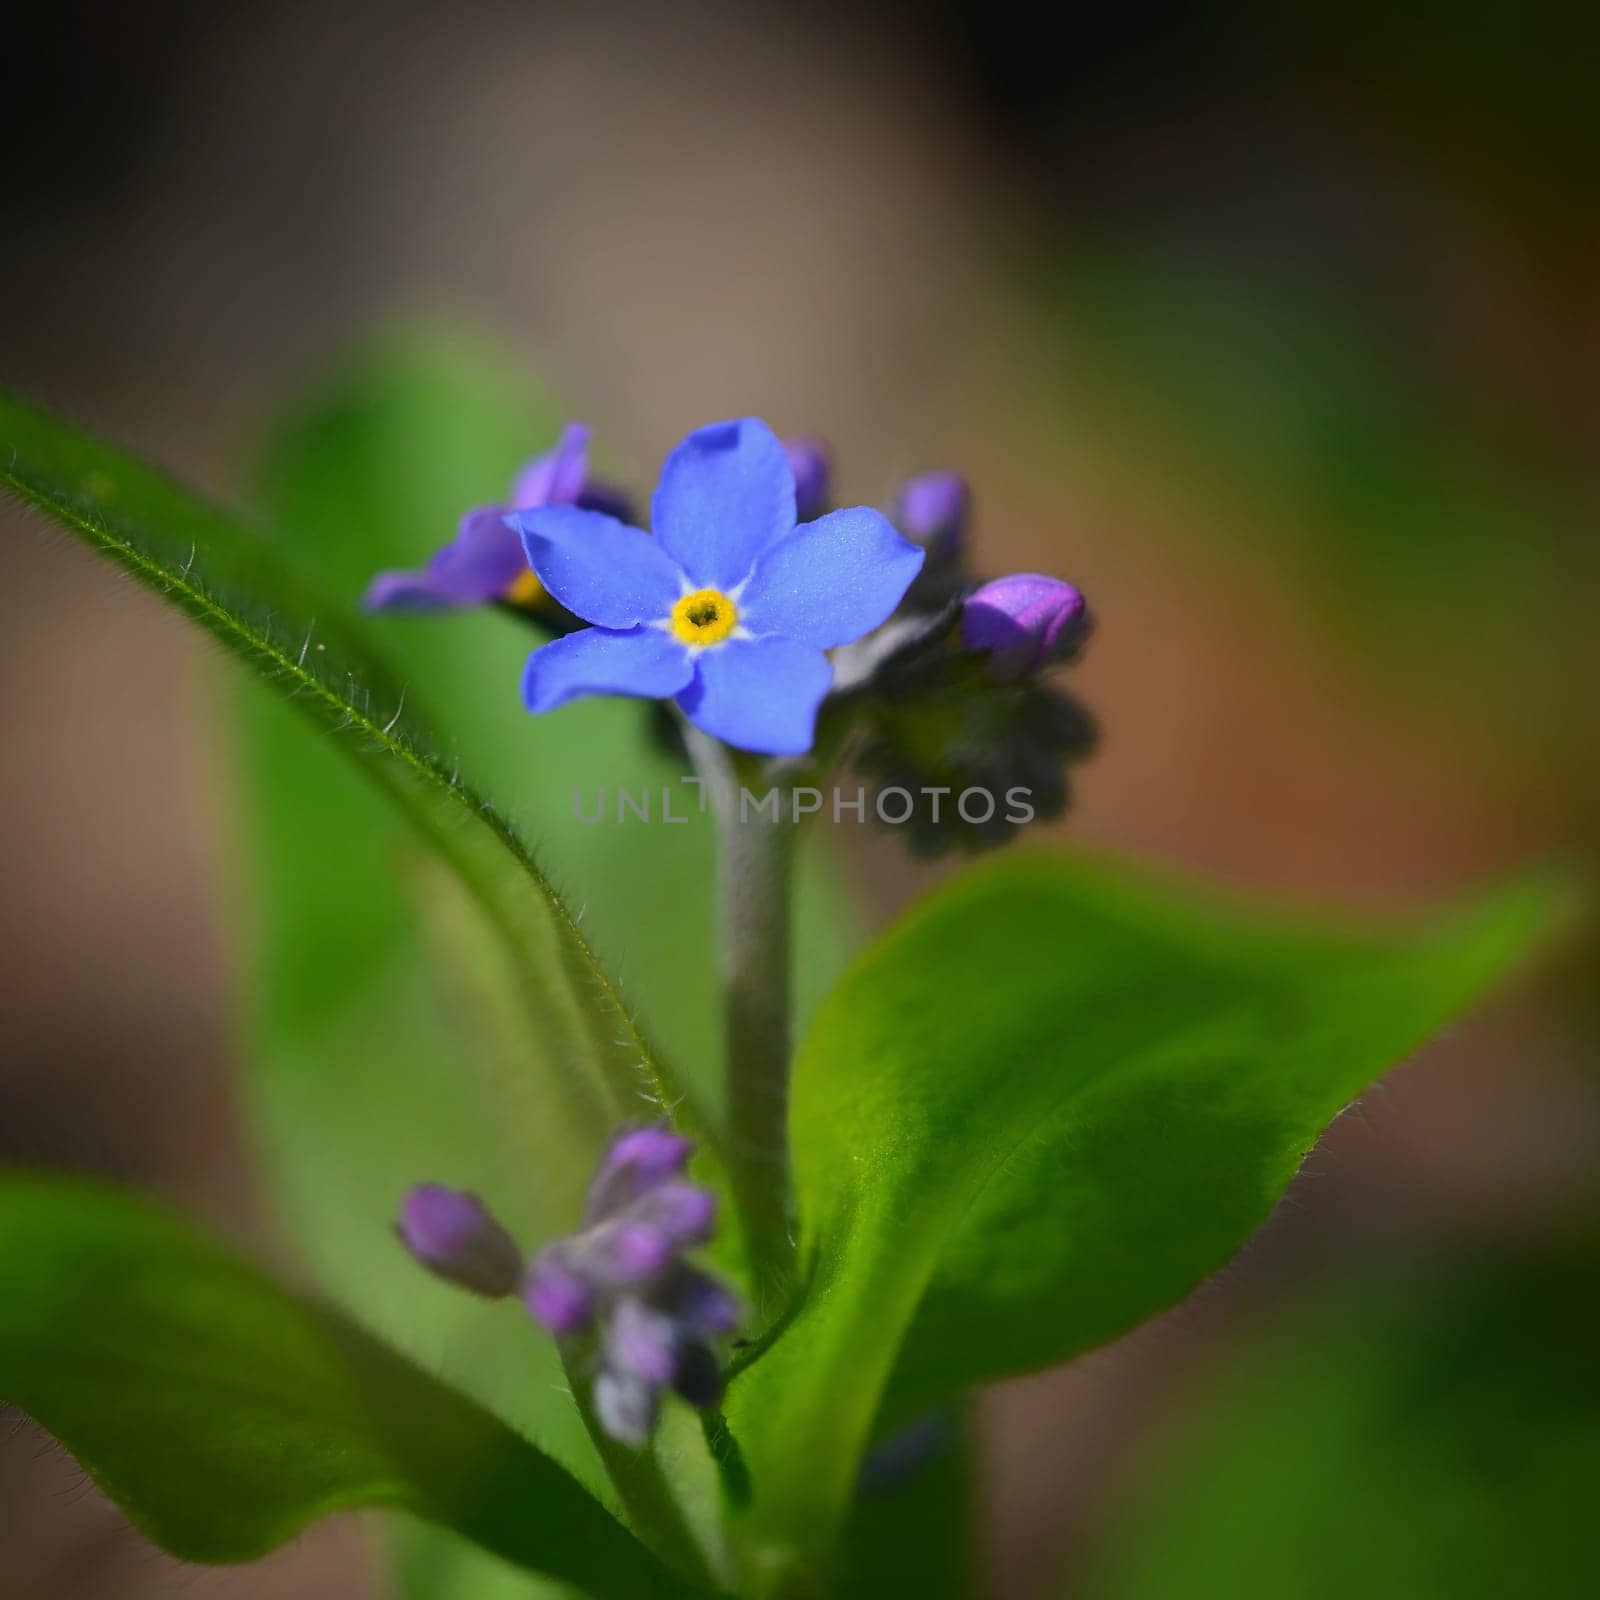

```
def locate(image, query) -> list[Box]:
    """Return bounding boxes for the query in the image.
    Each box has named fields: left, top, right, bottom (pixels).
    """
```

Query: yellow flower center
left=505, top=568, right=548, bottom=610
left=670, top=587, right=739, bottom=647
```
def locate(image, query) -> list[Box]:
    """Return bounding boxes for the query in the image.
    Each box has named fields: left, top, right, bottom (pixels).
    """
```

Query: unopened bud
left=894, top=472, right=969, bottom=565
left=960, top=574, right=1089, bottom=679
left=784, top=436, right=832, bottom=521
left=524, top=1246, right=595, bottom=1335
left=398, top=1185, right=522, bottom=1298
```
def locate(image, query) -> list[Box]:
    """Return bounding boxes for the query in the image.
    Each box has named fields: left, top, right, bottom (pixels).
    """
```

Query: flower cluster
left=831, top=466, right=1096, bottom=854
left=399, top=1126, right=738, bottom=1446
left=364, top=414, right=1095, bottom=840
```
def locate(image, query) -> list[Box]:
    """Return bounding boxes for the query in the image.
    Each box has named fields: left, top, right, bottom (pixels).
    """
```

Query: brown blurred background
left=2, top=3, right=1597, bottom=1596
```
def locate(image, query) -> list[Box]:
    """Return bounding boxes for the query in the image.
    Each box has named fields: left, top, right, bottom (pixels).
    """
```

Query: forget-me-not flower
left=511, top=417, right=925, bottom=756
left=363, top=423, right=629, bottom=615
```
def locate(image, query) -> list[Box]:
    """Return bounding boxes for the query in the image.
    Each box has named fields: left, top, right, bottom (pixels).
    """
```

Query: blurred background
left=2, top=2, right=1596, bottom=1595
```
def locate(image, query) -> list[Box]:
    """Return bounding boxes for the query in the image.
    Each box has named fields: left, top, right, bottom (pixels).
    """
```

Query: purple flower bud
left=397, top=1186, right=522, bottom=1298
left=524, top=1246, right=595, bottom=1336
left=607, top=1125, right=695, bottom=1182
left=495, top=1122, right=739, bottom=1447
left=960, top=573, right=1089, bottom=679
left=593, top=1368, right=660, bottom=1448
left=607, top=1298, right=679, bottom=1386
left=784, top=436, right=831, bottom=521
left=583, top=1219, right=677, bottom=1287
left=585, top=1124, right=694, bottom=1220
left=633, top=1182, right=717, bottom=1247
left=894, top=471, right=969, bottom=565
left=395, top=1126, right=737, bottom=1452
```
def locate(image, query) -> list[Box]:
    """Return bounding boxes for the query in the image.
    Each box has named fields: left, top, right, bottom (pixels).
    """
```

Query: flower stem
left=682, top=726, right=799, bottom=1301
left=563, top=1354, right=717, bottom=1587
left=720, top=790, right=796, bottom=1296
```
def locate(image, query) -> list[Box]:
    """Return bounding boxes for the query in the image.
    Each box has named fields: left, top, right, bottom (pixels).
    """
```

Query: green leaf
left=1079, top=1241, right=1600, bottom=1599
left=0, top=1174, right=709, bottom=1600
left=836, top=1408, right=974, bottom=1600
left=0, top=380, right=698, bottom=1199
left=727, top=851, right=1571, bottom=1572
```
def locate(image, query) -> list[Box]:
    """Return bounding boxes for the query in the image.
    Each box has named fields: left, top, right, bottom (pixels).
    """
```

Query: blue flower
left=510, top=418, right=925, bottom=756
left=363, top=423, right=630, bottom=614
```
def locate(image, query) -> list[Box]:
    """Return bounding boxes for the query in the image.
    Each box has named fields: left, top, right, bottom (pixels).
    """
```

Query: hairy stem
left=720, top=792, right=797, bottom=1298
left=682, top=725, right=799, bottom=1302
left=563, top=1353, right=718, bottom=1588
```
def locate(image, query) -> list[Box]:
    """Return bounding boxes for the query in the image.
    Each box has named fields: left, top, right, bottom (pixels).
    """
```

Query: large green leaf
left=1080, top=1241, right=1600, bottom=1599
left=727, top=851, right=1569, bottom=1575
left=0, top=1175, right=709, bottom=1600
left=836, top=1408, right=974, bottom=1600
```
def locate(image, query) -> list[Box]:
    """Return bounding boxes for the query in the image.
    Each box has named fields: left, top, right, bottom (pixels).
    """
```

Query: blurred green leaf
left=1035, top=245, right=1597, bottom=735
left=729, top=851, right=1570, bottom=1570
left=1080, top=1240, right=1600, bottom=1598
left=0, top=1174, right=710, bottom=1600
left=1055, top=247, right=1574, bottom=596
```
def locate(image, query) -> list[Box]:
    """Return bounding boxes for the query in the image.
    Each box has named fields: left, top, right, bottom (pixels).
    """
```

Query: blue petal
left=364, top=504, right=527, bottom=612
left=738, top=506, right=925, bottom=649
left=650, top=418, right=796, bottom=590
left=363, top=570, right=457, bottom=613
left=513, top=506, right=686, bottom=628
left=511, top=423, right=591, bottom=508
left=431, top=505, right=530, bottom=598
left=676, top=637, right=832, bottom=756
left=523, top=626, right=693, bottom=714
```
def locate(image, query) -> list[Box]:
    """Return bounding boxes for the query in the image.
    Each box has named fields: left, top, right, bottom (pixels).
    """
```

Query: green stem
left=565, top=1353, right=718, bottom=1588
left=682, top=726, right=799, bottom=1303
left=720, top=791, right=797, bottom=1298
